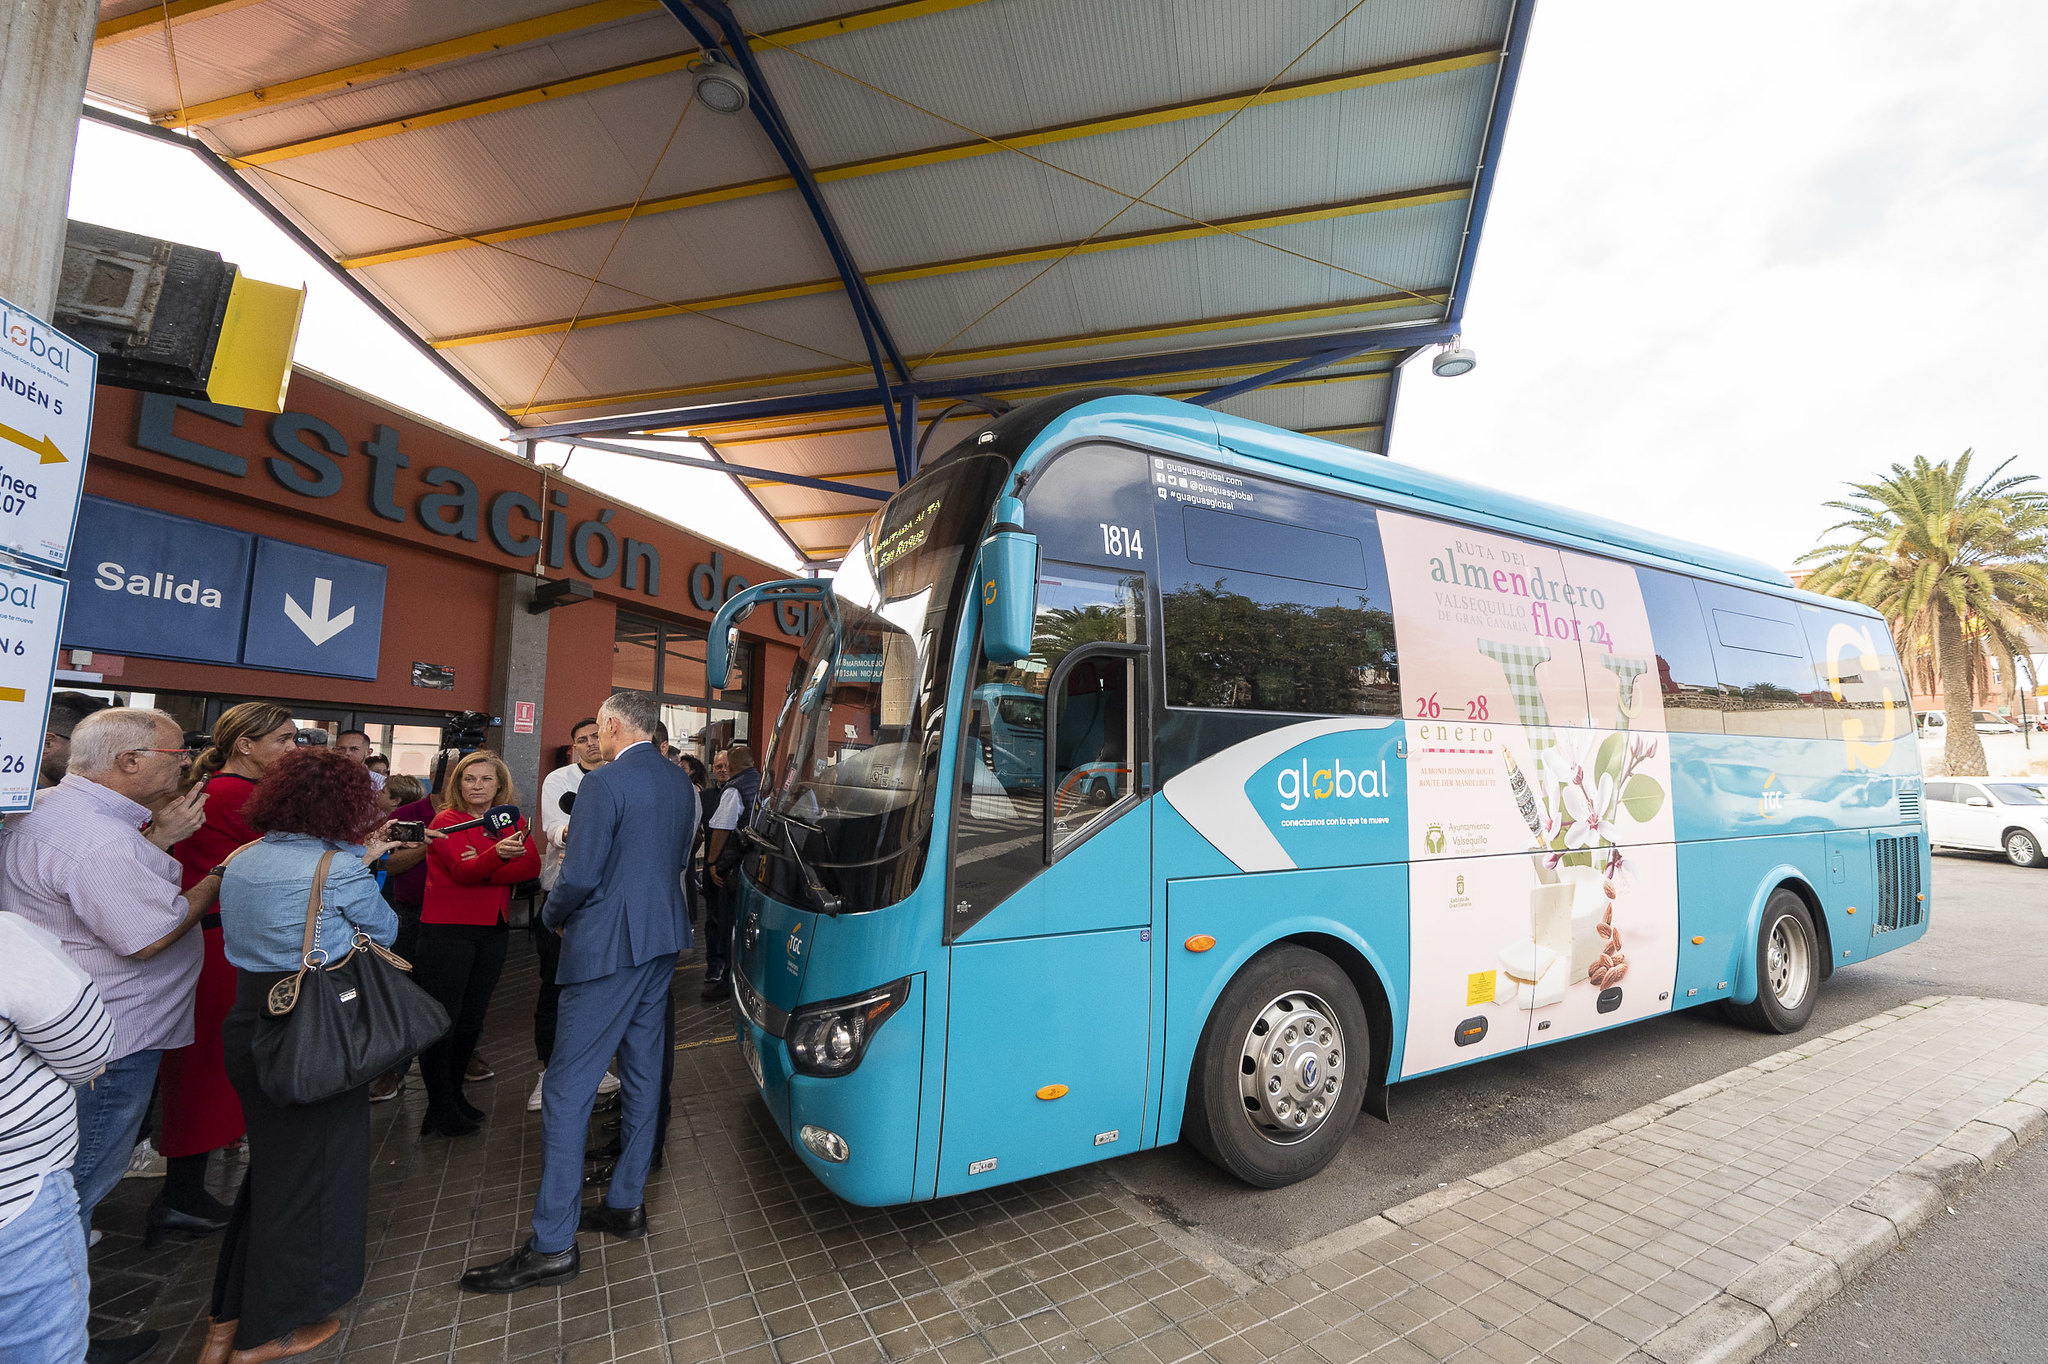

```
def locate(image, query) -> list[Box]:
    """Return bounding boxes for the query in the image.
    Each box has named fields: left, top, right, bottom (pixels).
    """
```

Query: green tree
left=1799, top=451, right=2048, bottom=777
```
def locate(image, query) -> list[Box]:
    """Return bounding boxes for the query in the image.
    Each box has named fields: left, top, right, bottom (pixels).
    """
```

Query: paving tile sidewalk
left=108, top=975, right=2048, bottom=1364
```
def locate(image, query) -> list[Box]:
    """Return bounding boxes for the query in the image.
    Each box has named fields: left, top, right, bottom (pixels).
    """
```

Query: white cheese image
left=1498, top=938, right=1556, bottom=984
left=1532, top=867, right=1607, bottom=984
left=1518, top=954, right=1569, bottom=1010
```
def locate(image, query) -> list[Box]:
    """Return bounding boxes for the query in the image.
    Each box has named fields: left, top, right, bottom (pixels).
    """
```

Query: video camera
left=429, top=710, right=502, bottom=795
left=440, top=710, right=499, bottom=750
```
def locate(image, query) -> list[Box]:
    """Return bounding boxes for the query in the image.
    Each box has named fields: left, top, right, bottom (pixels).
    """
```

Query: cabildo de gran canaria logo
left=1275, top=756, right=1391, bottom=811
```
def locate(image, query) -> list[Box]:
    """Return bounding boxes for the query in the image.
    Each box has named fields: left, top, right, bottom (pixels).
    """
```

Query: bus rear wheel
left=1724, top=890, right=1819, bottom=1034
left=1184, top=946, right=1368, bottom=1188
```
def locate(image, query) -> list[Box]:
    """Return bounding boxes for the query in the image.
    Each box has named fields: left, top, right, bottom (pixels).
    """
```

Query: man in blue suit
left=461, top=689, right=697, bottom=1292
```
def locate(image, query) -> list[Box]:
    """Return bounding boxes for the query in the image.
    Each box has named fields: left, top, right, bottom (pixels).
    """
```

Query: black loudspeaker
left=54, top=222, right=236, bottom=399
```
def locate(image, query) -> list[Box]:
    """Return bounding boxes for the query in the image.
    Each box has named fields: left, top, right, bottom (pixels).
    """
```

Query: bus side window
left=1799, top=604, right=1909, bottom=744
left=950, top=566, right=1144, bottom=935
left=1157, top=482, right=1399, bottom=717
left=1694, top=583, right=1828, bottom=739
left=1050, top=654, right=1142, bottom=848
left=1636, top=568, right=1723, bottom=733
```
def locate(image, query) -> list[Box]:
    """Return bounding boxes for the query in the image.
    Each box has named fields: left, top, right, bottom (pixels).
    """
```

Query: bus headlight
left=787, top=977, right=912, bottom=1077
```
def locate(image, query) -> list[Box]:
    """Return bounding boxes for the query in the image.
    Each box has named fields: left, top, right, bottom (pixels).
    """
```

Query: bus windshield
left=752, top=453, right=1008, bottom=913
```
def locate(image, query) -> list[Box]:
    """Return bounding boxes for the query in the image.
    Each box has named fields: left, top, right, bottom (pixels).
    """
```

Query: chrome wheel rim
left=2008, top=832, right=2036, bottom=865
left=1766, top=914, right=1811, bottom=1009
left=1238, top=991, right=1344, bottom=1145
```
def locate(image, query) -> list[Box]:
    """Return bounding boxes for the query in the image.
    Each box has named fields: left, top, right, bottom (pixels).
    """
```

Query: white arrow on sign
left=284, top=577, right=355, bottom=645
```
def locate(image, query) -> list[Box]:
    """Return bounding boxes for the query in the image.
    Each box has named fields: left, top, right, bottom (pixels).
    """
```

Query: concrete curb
left=1297, top=995, right=1963, bottom=1266
left=1640, top=1081, right=2048, bottom=1364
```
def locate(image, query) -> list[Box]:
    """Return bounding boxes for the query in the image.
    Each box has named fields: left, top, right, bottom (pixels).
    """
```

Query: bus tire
left=1184, top=945, right=1368, bottom=1189
left=1724, top=890, right=1820, bottom=1034
left=2004, top=829, right=2042, bottom=868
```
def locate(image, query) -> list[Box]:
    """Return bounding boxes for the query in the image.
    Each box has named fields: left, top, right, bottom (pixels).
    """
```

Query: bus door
left=940, top=586, right=1154, bottom=1195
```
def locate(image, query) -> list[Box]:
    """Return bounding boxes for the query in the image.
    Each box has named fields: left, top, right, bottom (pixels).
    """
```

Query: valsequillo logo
left=1276, top=757, right=1390, bottom=811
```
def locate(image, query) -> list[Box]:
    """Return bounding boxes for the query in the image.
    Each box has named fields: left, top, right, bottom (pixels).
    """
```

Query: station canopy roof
left=85, top=0, right=1531, bottom=564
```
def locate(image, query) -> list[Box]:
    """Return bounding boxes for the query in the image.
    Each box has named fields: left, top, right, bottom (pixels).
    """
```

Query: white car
left=1919, top=709, right=2022, bottom=736
left=1926, top=779, right=2048, bottom=867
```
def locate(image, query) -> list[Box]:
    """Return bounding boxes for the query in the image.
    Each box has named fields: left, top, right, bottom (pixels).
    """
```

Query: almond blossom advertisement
left=1373, top=510, right=1680, bottom=1075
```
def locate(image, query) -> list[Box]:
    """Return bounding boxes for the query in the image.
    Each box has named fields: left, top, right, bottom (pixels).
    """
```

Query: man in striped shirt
left=0, top=911, right=115, bottom=1364
left=0, top=708, right=216, bottom=1243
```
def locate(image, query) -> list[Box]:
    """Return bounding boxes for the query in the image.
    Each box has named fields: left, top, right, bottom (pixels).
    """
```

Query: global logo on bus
left=1275, top=757, right=1390, bottom=811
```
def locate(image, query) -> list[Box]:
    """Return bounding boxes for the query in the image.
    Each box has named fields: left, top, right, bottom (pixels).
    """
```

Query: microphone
left=439, top=803, right=524, bottom=835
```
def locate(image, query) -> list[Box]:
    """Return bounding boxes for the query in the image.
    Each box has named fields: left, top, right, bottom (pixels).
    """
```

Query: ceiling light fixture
left=1431, top=341, right=1477, bottom=377
left=691, top=51, right=751, bottom=115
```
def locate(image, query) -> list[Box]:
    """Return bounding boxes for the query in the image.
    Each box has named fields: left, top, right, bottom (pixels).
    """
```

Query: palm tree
left=1799, top=451, right=2048, bottom=777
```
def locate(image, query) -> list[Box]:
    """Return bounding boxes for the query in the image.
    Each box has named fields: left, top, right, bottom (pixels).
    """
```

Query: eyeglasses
left=125, top=747, right=195, bottom=759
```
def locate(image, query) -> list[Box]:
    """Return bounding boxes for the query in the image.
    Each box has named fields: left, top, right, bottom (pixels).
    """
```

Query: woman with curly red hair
left=195, top=749, right=407, bottom=1364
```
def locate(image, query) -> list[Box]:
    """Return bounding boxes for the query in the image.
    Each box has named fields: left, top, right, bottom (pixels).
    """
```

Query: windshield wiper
left=747, top=809, right=842, bottom=915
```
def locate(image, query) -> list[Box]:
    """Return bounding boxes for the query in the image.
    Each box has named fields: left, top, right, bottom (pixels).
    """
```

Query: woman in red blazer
left=159, top=701, right=300, bottom=1245
left=414, top=751, right=540, bottom=1136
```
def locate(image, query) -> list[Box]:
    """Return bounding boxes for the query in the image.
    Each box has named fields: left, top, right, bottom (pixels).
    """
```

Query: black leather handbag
left=251, top=850, right=451, bottom=1107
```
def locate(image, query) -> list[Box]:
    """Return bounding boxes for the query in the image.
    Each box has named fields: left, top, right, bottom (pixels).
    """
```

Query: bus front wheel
left=1724, top=890, right=1820, bottom=1034
left=1184, top=946, right=1369, bottom=1189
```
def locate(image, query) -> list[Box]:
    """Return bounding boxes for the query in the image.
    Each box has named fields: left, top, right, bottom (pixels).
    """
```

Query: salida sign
left=131, top=393, right=807, bottom=635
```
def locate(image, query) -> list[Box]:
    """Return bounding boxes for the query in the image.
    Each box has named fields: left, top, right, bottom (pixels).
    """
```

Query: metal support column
left=0, top=0, right=96, bottom=313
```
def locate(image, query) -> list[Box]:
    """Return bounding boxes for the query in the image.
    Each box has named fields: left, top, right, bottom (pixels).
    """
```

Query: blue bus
left=709, top=391, right=1928, bottom=1201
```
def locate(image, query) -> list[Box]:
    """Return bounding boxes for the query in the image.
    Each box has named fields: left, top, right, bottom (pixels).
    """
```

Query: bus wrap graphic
left=1376, top=510, right=1681, bottom=1075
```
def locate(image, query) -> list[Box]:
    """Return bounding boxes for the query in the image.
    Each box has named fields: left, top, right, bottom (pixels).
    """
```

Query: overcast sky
left=1398, top=1, right=2048, bottom=570
left=68, top=0, right=2048, bottom=577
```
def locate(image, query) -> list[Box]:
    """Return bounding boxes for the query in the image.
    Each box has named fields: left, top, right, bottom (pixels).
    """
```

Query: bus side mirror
left=708, top=578, right=833, bottom=688
left=978, top=499, right=1038, bottom=664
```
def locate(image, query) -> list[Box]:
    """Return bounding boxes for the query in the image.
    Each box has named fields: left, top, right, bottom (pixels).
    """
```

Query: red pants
left=158, top=925, right=246, bottom=1158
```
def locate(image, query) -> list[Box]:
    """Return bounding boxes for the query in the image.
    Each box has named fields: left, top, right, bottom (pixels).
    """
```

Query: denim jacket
left=218, top=832, right=398, bottom=973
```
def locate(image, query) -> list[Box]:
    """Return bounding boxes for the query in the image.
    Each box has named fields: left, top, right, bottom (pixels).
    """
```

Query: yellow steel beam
left=513, top=289, right=1442, bottom=416
left=229, top=52, right=697, bottom=167
left=777, top=507, right=882, bottom=525
left=96, top=0, right=267, bottom=47
left=1298, top=421, right=1386, bottom=437
left=339, top=46, right=1500, bottom=269
left=158, top=0, right=662, bottom=128
left=434, top=186, right=1464, bottom=350
left=228, top=0, right=994, bottom=162
left=718, top=412, right=980, bottom=448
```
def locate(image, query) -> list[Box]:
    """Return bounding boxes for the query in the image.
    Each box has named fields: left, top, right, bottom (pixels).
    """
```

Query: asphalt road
left=1105, top=852, right=2048, bottom=1271
left=1759, top=1106, right=2048, bottom=1363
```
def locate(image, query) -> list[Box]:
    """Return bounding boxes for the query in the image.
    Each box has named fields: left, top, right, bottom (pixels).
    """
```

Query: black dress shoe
left=144, top=1195, right=229, bottom=1246
left=698, top=975, right=729, bottom=1003
left=599, top=1115, right=620, bottom=1136
left=420, top=1111, right=481, bottom=1138
left=591, top=1090, right=621, bottom=1115
left=579, top=1201, right=647, bottom=1239
left=585, top=1135, right=621, bottom=1163
left=84, top=1331, right=161, bottom=1364
left=455, top=1092, right=486, bottom=1123
left=584, top=1160, right=616, bottom=1188
left=459, top=1242, right=580, bottom=1294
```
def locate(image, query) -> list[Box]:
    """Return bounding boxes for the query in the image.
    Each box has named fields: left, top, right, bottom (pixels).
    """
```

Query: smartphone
left=388, top=820, right=427, bottom=842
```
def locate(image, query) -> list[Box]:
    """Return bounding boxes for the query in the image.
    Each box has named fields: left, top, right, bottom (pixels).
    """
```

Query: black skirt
left=211, top=969, right=373, bottom=1349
